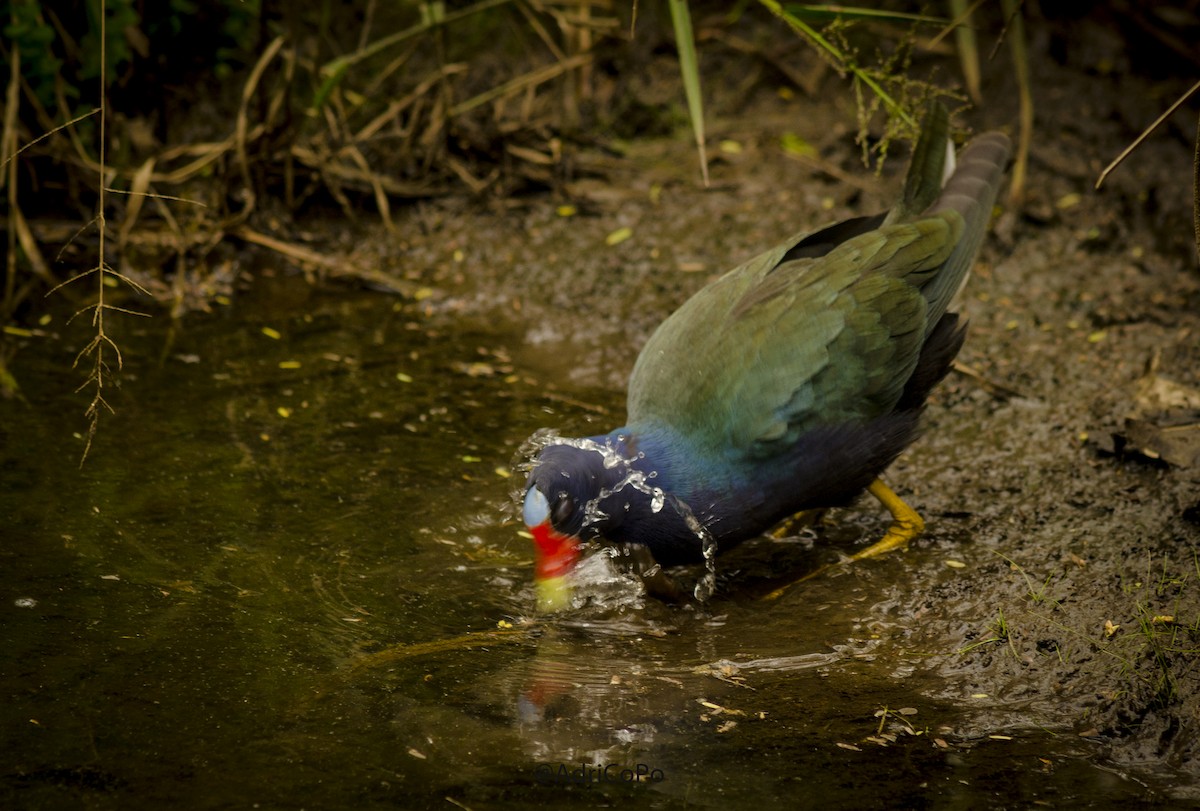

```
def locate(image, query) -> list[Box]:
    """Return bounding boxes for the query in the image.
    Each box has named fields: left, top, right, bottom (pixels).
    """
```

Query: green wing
left=626, top=211, right=964, bottom=460
left=625, top=102, right=1010, bottom=463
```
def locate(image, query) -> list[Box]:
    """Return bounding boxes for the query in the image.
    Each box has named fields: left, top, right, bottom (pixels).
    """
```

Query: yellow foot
left=848, top=479, right=925, bottom=561
left=769, top=509, right=826, bottom=539
left=761, top=478, right=924, bottom=601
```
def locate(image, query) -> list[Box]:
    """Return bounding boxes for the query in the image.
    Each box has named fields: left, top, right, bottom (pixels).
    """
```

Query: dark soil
left=8, top=4, right=1200, bottom=798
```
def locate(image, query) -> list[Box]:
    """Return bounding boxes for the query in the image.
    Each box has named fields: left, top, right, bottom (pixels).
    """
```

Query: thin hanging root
left=294, top=625, right=537, bottom=714
left=762, top=479, right=923, bottom=601
left=342, top=626, right=535, bottom=679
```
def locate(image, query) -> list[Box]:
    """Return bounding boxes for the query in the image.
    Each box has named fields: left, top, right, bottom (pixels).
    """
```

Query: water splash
left=512, top=428, right=718, bottom=602
left=690, top=513, right=718, bottom=603
left=512, top=430, right=670, bottom=532
left=570, top=548, right=646, bottom=611
left=506, top=427, right=568, bottom=519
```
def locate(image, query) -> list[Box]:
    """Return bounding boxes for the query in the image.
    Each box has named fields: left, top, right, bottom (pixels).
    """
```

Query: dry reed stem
left=236, top=35, right=287, bottom=215
left=12, top=207, right=54, bottom=287
left=344, top=143, right=394, bottom=231
left=6, top=1, right=644, bottom=322
left=317, top=0, right=517, bottom=84
left=5, top=38, right=21, bottom=312
left=517, top=0, right=569, bottom=61
left=942, top=0, right=984, bottom=103
left=230, top=226, right=345, bottom=272
left=998, top=0, right=1030, bottom=206
left=1095, top=79, right=1200, bottom=191
left=116, top=156, right=156, bottom=249
left=354, top=64, right=468, bottom=143
left=450, top=52, right=593, bottom=117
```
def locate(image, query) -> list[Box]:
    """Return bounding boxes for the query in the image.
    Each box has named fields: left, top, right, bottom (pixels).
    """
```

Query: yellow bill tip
left=536, top=575, right=573, bottom=612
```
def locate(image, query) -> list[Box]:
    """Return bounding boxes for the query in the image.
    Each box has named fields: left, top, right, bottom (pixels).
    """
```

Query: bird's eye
left=550, top=493, right=575, bottom=528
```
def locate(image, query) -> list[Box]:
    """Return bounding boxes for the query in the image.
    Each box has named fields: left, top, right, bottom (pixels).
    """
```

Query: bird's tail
left=888, top=102, right=953, bottom=224
left=918, top=129, right=1012, bottom=324
left=892, top=101, right=1011, bottom=234
left=931, top=131, right=1012, bottom=251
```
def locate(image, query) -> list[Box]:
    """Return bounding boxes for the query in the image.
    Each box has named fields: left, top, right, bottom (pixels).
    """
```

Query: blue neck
left=579, top=425, right=723, bottom=565
left=590, top=424, right=692, bottom=496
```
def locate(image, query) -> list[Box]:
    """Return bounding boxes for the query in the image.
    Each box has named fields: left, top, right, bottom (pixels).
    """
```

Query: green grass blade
left=312, top=0, right=515, bottom=113
left=948, top=0, right=981, bottom=102
left=785, top=4, right=948, bottom=25
left=1001, top=0, right=1031, bottom=205
left=668, top=0, right=709, bottom=187
left=758, top=0, right=915, bottom=127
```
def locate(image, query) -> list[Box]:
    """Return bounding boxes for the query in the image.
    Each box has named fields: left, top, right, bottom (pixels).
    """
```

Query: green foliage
left=209, top=0, right=261, bottom=79
left=2, top=0, right=260, bottom=115
left=3, top=0, right=65, bottom=109
left=78, top=0, right=139, bottom=83
left=746, top=1, right=969, bottom=173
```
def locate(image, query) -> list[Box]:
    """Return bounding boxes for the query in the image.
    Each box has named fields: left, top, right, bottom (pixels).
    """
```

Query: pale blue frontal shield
left=523, top=486, right=549, bottom=527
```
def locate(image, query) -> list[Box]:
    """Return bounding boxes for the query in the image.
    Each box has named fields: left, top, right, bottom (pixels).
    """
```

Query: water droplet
left=687, top=512, right=719, bottom=603
left=650, top=489, right=665, bottom=513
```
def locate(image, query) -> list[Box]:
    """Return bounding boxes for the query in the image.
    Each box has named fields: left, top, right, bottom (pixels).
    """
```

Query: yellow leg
left=769, top=508, right=826, bottom=539
left=761, top=479, right=923, bottom=601
left=848, top=479, right=925, bottom=561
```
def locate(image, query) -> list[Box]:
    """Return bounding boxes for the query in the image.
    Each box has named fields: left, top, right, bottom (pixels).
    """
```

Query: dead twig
left=229, top=225, right=345, bottom=272
left=235, top=34, right=287, bottom=221
left=952, top=359, right=1027, bottom=401
left=1095, top=79, right=1200, bottom=191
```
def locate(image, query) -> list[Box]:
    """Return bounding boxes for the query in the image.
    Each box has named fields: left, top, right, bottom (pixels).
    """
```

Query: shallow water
left=1, top=280, right=1188, bottom=809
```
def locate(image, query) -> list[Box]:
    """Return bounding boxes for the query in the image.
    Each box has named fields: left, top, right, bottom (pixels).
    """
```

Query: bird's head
left=521, top=441, right=616, bottom=612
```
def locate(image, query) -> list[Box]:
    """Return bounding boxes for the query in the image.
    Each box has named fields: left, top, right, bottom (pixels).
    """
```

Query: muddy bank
left=5, top=8, right=1200, bottom=807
